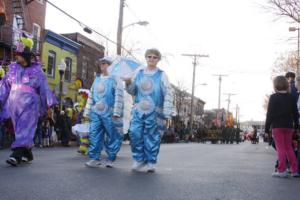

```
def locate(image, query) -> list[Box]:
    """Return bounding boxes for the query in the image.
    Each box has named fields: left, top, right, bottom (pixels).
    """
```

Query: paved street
left=0, top=141, right=299, bottom=200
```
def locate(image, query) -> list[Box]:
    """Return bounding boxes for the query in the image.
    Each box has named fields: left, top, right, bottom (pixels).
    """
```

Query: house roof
left=62, top=32, right=105, bottom=52
left=44, top=30, right=81, bottom=54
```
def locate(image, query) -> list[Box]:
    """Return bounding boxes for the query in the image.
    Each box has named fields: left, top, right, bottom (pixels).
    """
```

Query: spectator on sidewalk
left=46, top=108, right=55, bottom=146
left=265, top=75, right=299, bottom=178
left=57, top=110, right=72, bottom=147
left=34, top=117, right=43, bottom=148
left=42, top=119, right=50, bottom=147
left=285, top=72, right=298, bottom=100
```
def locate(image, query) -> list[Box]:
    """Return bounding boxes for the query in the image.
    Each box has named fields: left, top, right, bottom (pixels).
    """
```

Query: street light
left=122, top=21, right=149, bottom=30
left=289, top=27, right=300, bottom=75
left=58, top=59, right=66, bottom=110
left=117, top=20, right=149, bottom=55
left=83, top=20, right=148, bottom=56
left=195, top=83, right=207, bottom=87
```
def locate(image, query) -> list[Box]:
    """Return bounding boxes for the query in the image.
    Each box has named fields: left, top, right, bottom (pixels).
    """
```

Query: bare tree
left=265, top=51, right=297, bottom=112
left=173, top=81, right=187, bottom=124
left=272, top=51, right=297, bottom=77
left=263, top=94, right=270, bottom=112
left=268, top=0, right=300, bottom=23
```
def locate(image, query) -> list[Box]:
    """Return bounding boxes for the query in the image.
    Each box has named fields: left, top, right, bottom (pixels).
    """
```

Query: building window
left=12, top=15, right=23, bottom=46
left=32, top=23, right=41, bottom=53
left=47, top=51, right=56, bottom=78
left=64, top=57, right=72, bottom=82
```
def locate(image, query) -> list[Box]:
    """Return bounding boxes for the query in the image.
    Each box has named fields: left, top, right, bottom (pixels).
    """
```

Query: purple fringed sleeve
left=38, top=73, right=58, bottom=114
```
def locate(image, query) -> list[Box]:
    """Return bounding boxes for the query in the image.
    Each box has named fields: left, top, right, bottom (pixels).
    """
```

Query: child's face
left=287, top=77, right=294, bottom=83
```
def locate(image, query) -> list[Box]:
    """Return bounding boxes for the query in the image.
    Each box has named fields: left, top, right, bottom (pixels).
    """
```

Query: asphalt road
left=0, top=141, right=299, bottom=200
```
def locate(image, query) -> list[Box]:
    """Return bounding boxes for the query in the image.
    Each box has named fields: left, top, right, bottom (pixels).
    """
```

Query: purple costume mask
left=0, top=62, right=57, bottom=149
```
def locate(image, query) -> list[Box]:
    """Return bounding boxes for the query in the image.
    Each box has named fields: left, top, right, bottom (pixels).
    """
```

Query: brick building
left=0, top=0, right=46, bottom=64
left=63, top=33, right=105, bottom=89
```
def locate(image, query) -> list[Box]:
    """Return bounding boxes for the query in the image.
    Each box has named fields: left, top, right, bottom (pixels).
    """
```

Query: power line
left=44, top=0, right=135, bottom=57
left=124, top=2, right=142, bottom=22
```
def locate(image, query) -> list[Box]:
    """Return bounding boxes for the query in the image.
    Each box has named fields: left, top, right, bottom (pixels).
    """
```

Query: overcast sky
left=45, top=0, right=298, bottom=122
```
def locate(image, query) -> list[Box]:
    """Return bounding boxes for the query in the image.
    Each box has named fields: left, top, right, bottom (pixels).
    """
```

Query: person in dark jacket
left=57, top=110, right=72, bottom=147
left=265, top=75, right=299, bottom=177
left=285, top=72, right=298, bottom=100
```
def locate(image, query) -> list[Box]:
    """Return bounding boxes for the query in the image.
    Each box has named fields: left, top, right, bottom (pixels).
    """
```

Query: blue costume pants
left=129, top=111, right=161, bottom=164
left=88, top=112, right=123, bottom=161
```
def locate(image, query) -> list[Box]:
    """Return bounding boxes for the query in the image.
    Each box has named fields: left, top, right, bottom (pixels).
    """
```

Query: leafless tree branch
left=268, top=0, right=300, bottom=23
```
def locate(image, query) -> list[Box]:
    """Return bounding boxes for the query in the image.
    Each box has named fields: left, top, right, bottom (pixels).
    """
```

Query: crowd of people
left=265, top=72, right=300, bottom=178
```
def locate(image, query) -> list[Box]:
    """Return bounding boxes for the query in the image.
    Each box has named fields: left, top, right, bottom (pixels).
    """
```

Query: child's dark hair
left=273, top=76, right=289, bottom=91
left=285, top=72, right=296, bottom=79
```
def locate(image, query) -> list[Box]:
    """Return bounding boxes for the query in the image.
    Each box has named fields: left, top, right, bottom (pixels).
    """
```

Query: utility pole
left=234, top=104, right=239, bottom=127
left=182, top=53, right=209, bottom=135
left=117, top=0, right=125, bottom=55
left=224, top=93, right=236, bottom=114
left=235, top=104, right=238, bottom=124
left=289, top=27, right=300, bottom=76
left=213, top=74, right=228, bottom=110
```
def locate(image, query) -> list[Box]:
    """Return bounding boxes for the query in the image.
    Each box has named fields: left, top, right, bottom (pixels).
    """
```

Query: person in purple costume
left=0, top=33, right=57, bottom=166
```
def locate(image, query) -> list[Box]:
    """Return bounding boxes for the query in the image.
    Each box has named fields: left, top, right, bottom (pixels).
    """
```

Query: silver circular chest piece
left=140, top=78, right=153, bottom=93
left=95, top=102, right=106, bottom=111
left=96, top=83, right=106, bottom=94
left=140, top=99, right=151, bottom=111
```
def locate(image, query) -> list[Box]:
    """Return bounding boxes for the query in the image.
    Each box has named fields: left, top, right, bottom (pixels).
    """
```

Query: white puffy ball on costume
left=72, top=123, right=90, bottom=137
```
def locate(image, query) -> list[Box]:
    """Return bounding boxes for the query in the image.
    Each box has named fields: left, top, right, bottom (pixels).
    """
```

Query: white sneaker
left=106, top=160, right=114, bottom=168
left=291, top=173, right=300, bottom=177
left=131, top=161, right=146, bottom=171
left=6, top=157, right=18, bottom=167
left=85, top=160, right=101, bottom=168
left=21, top=157, right=29, bottom=163
left=146, top=163, right=156, bottom=173
left=272, top=171, right=288, bottom=178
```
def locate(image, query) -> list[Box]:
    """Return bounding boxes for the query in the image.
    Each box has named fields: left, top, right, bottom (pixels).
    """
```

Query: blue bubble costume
left=126, top=68, right=173, bottom=164
left=84, top=75, right=124, bottom=162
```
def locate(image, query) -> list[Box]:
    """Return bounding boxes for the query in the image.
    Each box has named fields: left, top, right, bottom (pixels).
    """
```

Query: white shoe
left=6, top=157, right=18, bottom=167
left=131, top=161, right=146, bottom=171
left=146, top=163, right=156, bottom=173
left=21, top=157, right=29, bottom=163
left=106, top=160, right=114, bottom=168
left=291, top=173, right=300, bottom=177
left=272, top=171, right=288, bottom=178
left=85, top=160, right=101, bottom=168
